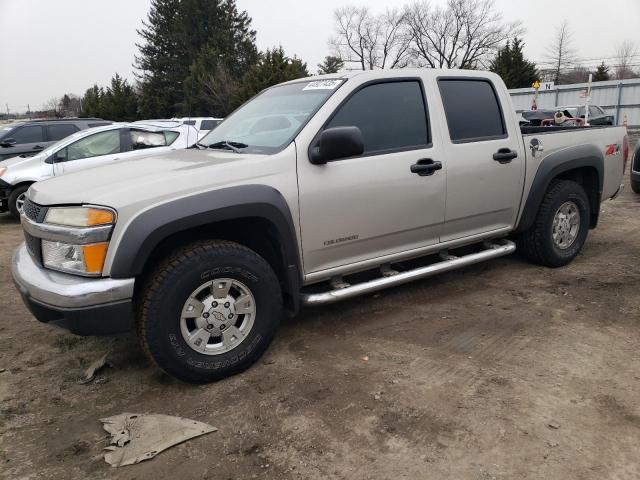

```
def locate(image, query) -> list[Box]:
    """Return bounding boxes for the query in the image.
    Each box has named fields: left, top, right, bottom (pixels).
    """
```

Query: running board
left=301, top=240, right=516, bottom=306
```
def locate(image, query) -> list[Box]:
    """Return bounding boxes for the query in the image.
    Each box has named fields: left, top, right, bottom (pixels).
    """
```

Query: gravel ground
left=1, top=134, right=639, bottom=479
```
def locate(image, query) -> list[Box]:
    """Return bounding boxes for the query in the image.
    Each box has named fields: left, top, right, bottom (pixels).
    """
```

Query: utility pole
left=5, top=103, right=9, bottom=118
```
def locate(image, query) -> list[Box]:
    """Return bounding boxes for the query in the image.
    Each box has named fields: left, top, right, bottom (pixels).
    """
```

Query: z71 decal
left=605, top=144, right=621, bottom=156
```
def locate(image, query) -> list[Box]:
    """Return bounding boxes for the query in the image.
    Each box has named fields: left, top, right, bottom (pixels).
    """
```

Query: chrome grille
left=24, top=231, right=43, bottom=265
left=22, top=198, right=48, bottom=223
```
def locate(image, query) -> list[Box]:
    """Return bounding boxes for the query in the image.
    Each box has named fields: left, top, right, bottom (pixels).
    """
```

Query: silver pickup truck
left=11, top=69, right=629, bottom=383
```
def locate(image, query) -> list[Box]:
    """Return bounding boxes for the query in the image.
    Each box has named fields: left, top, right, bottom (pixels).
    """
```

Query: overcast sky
left=0, top=0, right=638, bottom=113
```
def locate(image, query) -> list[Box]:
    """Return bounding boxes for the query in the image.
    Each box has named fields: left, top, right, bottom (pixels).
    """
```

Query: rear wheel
left=517, top=180, right=590, bottom=267
left=8, top=185, right=29, bottom=219
left=631, top=178, right=640, bottom=194
left=138, top=240, right=282, bottom=383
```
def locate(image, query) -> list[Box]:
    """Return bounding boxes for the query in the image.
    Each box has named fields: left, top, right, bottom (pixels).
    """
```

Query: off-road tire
left=137, top=240, right=282, bottom=383
left=8, top=184, right=29, bottom=219
left=517, top=180, right=590, bottom=267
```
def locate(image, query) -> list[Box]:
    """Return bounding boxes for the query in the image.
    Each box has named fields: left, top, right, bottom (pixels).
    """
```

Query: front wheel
left=138, top=240, right=283, bottom=383
left=517, top=180, right=590, bottom=267
left=8, top=185, right=30, bottom=219
left=631, top=178, right=640, bottom=194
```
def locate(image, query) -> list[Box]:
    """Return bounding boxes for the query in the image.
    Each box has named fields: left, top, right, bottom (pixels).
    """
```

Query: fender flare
left=515, top=144, right=604, bottom=233
left=109, top=185, right=302, bottom=309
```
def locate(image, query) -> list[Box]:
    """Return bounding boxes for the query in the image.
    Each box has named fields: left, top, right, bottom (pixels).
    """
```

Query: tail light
left=623, top=134, right=630, bottom=173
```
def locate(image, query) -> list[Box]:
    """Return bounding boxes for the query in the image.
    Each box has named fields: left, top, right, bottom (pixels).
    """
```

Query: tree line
left=42, top=0, right=637, bottom=121
left=329, top=0, right=637, bottom=88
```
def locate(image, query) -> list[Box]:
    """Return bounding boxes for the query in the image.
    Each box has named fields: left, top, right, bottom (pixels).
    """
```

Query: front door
left=53, top=128, right=123, bottom=176
left=297, top=79, right=446, bottom=275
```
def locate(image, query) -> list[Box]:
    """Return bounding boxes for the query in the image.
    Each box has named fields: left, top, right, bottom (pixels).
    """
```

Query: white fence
left=509, top=78, right=640, bottom=127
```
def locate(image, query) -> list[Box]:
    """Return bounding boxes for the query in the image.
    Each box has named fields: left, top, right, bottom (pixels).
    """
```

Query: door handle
left=410, top=158, right=442, bottom=176
left=33, top=145, right=44, bottom=151
left=493, top=148, right=517, bottom=163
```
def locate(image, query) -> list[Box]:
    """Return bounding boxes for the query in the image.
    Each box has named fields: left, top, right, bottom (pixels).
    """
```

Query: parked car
left=519, top=105, right=614, bottom=127
left=631, top=141, right=640, bottom=193
left=11, top=69, right=628, bottom=383
left=0, top=122, right=197, bottom=217
left=0, top=118, right=111, bottom=162
left=173, top=117, right=223, bottom=140
left=556, top=105, right=615, bottom=126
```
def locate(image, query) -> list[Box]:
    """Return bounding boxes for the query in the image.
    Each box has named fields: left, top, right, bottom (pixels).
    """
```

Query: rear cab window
left=438, top=78, right=506, bottom=143
left=325, top=80, right=430, bottom=156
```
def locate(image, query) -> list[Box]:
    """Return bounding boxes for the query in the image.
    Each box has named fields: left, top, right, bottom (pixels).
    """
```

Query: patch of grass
left=52, top=335, right=85, bottom=352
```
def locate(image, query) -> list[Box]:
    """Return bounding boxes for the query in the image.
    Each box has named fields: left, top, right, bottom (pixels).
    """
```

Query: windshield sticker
left=303, top=80, right=342, bottom=91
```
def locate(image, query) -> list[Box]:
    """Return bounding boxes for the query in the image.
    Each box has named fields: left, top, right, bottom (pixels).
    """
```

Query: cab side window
left=438, top=79, right=506, bottom=142
left=66, top=129, right=121, bottom=161
left=130, top=129, right=167, bottom=150
left=326, top=81, right=430, bottom=155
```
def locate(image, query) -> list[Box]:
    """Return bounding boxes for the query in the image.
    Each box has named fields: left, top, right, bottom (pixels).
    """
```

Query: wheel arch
left=515, top=144, right=604, bottom=233
left=108, top=185, right=302, bottom=313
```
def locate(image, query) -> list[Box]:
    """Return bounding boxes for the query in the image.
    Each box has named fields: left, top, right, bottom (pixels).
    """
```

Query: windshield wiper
left=207, top=140, right=248, bottom=153
left=189, top=142, right=207, bottom=149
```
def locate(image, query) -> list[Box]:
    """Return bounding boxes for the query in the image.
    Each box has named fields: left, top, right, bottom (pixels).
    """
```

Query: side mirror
left=0, top=138, right=16, bottom=147
left=309, top=126, right=364, bottom=164
left=50, top=148, right=67, bottom=163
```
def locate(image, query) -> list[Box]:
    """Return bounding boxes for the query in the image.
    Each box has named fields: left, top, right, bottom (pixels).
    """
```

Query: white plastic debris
left=101, top=413, right=217, bottom=467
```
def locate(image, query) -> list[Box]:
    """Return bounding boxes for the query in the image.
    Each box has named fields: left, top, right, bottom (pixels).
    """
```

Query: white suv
left=0, top=122, right=197, bottom=217
left=172, top=117, right=223, bottom=140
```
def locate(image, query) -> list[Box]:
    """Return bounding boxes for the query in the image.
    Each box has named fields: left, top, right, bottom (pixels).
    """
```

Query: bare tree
left=613, top=40, right=638, bottom=80
left=44, top=97, right=61, bottom=118
left=197, top=64, right=241, bottom=116
left=403, top=0, right=522, bottom=69
left=330, top=6, right=412, bottom=70
left=544, top=20, right=578, bottom=84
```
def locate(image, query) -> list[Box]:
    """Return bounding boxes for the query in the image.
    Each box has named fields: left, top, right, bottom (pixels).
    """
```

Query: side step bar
left=301, top=239, right=516, bottom=306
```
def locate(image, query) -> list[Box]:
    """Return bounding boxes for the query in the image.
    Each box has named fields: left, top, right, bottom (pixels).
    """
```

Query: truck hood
left=28, top=148, right=282, bottom=208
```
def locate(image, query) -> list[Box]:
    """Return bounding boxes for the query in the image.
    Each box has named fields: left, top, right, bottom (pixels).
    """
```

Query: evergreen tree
left=317, top=56, right=344, bottom=75
left=592, top=62, right=611, bottom=82
left=489, top=38, right=538, bottom=89
left=236, top=47, right=309, bottom=106
left=101, top=74, right=139, bottom=121
left=135, top=0, right=258, bottom=118
left=80, top=85, right=104, bottom=118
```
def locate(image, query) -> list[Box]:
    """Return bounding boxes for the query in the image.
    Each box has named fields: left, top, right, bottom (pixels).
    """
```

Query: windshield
left=0, top=123, right=20, bottom=140
left=199, top=79, right=344, bottom=154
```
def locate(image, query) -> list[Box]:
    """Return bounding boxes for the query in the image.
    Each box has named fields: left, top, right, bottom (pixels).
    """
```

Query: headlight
left=42, top=241, right=109, bottom=276
left=45, top=206, right=115, bottom=227
left=40, top=206, right=115, bottom=276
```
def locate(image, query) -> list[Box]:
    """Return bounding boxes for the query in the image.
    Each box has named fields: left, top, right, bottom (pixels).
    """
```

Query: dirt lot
left=1, top=145, right=639, bottom=479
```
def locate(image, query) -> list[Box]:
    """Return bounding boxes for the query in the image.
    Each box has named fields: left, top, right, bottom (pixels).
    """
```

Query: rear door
left=296, top=78, right=446, bottom=274
left=53, top=128, right=124, bottom=176
left=436, top=77, right=524, bottom=241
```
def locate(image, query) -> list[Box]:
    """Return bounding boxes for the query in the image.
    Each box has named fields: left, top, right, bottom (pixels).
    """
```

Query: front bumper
left=0, top=178, right=11, bottom=211
left=11, top=243, right=136, bottom=335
